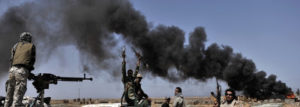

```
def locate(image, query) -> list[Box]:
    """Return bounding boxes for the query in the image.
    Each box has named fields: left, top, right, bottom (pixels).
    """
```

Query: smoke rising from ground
left=0, top=0, right=290, bottom=99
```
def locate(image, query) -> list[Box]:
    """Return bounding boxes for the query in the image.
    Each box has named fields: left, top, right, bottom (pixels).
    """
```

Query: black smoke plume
left=0, top=0, right=290, bottom=99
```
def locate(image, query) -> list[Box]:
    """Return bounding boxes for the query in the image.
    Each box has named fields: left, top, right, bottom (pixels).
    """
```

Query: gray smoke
left=0, top=0, right=290, bottom=99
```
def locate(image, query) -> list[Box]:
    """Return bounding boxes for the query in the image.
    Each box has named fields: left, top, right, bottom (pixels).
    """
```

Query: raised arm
left=134, top=54, right=141, bottom=77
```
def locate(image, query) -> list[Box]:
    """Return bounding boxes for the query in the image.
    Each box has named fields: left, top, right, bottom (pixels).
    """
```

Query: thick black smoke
left=0, top=0, right=290, bottom=99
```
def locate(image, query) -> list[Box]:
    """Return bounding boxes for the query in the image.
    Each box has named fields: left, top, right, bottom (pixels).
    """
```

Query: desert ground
left=50, top=96, right=300, bottom=107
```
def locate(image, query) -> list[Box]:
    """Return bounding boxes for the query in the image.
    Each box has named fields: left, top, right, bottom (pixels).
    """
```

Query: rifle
left=216, top=79, right=221, bottom=107
left=28, top=73, right=93, bottom=107
left=131, top=47, right=150, bottom=69
left=211, top=79, right=221, bottom=107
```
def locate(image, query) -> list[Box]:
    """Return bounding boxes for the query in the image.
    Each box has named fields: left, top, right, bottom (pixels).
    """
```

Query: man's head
left=225, top=89, right=236, bottom=103
left=127, top=69, right=133, bottom=77
left=19, top=32, right=32, bottom=43
left=175, top=87, right=182, bottom=95
left=165, top=97, right=170, bottom=104
left=135, top=73, right=143, bottom=83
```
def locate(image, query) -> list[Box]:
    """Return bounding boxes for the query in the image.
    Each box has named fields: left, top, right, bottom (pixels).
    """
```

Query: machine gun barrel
left=57, top=74, right=93, bottom=81
left=29, top=73, right=93, bottom=92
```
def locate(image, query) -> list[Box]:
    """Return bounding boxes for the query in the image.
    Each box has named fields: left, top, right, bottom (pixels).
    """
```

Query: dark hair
left=176, top=87, right=182, bottom=93
left=127, top=69, right=133, bottom=73
left=225, top=88, right=237, bottom=100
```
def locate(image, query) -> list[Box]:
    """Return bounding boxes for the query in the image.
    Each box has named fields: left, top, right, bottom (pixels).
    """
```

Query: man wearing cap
left=133, top=73, right=149, bottom=107
left=5, top=32, right=36, bottom=107
left=134, top=74, right=148, bottom=99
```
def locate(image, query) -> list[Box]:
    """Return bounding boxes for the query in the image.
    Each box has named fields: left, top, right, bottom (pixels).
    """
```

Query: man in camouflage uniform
left=133, top=74, right=149, bottom=107
left=133, top=74, right=148, bottom=100
left=121, top=49, right=141, bottom=106
left=5, top=32, right=36, bottom=107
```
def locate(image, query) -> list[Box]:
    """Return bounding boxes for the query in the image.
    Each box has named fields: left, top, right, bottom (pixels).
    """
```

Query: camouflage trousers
left=4, top=66, right=29, bottom=107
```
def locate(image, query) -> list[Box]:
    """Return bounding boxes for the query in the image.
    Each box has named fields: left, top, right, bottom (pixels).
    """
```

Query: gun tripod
left=30, top=90, right=45, bottom=107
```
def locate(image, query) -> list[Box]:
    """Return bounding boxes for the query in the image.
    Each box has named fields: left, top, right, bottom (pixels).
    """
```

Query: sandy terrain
left=50, top=96, right=300, bottom=107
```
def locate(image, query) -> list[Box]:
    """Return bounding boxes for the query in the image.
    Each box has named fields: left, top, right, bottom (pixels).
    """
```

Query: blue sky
left=129, top=0, right=300, bottom=86
left=1, top=0, right=300, bottom=99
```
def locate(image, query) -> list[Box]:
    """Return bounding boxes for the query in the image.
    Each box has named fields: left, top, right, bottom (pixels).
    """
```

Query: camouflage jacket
left=121, top=61, right=140, bottom=86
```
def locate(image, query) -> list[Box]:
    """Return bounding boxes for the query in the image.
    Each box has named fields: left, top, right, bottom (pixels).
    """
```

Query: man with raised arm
left=121, top=48, right=142, bottom=106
